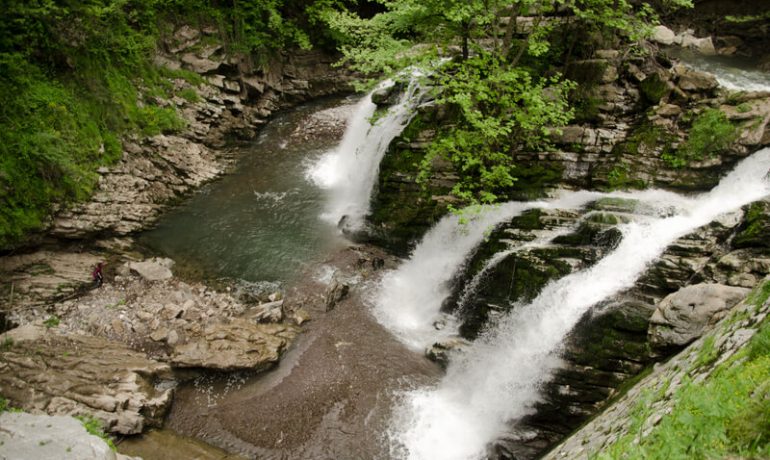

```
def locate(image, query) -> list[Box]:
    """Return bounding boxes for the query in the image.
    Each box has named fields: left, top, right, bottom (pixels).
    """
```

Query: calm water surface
left=139, top=97, right=354, bottom=282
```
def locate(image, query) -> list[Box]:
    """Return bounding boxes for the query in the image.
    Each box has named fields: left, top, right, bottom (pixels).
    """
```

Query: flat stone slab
left=0, top=412, right=126, bottom=460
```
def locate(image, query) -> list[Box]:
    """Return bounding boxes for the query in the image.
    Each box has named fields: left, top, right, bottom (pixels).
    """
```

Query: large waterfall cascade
left=378, top=147, right=770, bottom=460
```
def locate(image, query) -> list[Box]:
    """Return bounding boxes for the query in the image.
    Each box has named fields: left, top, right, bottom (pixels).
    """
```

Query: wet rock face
left=0, top=325, right=173, bottom=435
left=449, top=197, right=770, bottom=459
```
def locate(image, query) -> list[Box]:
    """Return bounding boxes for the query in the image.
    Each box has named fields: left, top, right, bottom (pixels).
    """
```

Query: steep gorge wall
left=544, top=276, right=770, bottom=459
left=44, top=25, right=354, bottom=243
left=367, top=42, right=770, bottom=252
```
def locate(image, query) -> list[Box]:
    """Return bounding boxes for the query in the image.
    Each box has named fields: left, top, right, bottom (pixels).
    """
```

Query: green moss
left=733, top=202, right=770, bottom=249
left=664, top=109, right=737, bottom=168
left=596, top=314, right=770, bottom=459
left=76, top=415, right=116, bottom=451
left=606, top=162, right=645, bottom=190
left=507, top=162, right=565, bottom=200
left=510, top=209, right=545, bottom=231
left=640, top=73, right=670, bottom=106
left=747, top=279, right=770, bottom=310
left=590, top=197, right=640, bottom=213
left=692, top=335, right=719, bottom=370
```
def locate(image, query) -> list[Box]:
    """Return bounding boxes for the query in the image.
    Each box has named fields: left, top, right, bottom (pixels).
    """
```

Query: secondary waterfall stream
left=309, top=73, right=428, bottom=231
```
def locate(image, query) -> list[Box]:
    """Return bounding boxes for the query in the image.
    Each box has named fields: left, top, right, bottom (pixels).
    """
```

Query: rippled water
left=139, top=98, right=354, bottom=282
left=669, top=49, right=770, bottom=92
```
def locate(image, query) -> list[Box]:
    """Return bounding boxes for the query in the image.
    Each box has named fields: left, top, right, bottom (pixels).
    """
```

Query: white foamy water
left=384, top=148, right=770, bottom=460
left=371, top=191, right=614, bottom=351
left=308, top=74, right=427, bottom=230
left=677, top=53, right=770, bottom=93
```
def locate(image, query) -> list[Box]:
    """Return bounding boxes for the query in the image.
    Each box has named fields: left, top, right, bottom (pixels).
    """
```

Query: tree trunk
left=462, top=21, right=470, bottom=60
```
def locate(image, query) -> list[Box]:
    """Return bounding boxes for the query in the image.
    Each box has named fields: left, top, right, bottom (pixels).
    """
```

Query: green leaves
left=420, top=52, right=574, bottom=204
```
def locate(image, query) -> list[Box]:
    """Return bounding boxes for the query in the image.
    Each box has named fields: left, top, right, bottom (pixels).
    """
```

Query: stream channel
left=125, top=94, right=443, bottom=459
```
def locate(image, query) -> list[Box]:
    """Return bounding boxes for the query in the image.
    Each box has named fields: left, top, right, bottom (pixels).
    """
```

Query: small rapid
left=671, top=50, right=770, bottom=92
left=309, top=73, right=428, bottom=231
left=379, top=148, right=770, bottom=460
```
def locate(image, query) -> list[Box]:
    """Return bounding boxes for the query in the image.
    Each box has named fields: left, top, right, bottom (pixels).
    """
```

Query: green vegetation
left=324, top=0, right=691, bottom=205
left=76, top=415, right=116, bottom=451
left=733, top=202, right=770, bottom=249
left=418, top=54, right=574, bottom=203
left=595, top=293, right=770, bottom=459
left=43, top=315, right=60, bottom=328
left=725, top=11, right=770, bottom=24
left=747, top=279, right=770, bottom=310
left=662, top=109, right=737, bottom=168
left=0, top=0, right=348, bottom=249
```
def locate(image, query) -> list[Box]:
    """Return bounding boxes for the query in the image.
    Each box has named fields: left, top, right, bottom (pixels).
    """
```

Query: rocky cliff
left=367, top=35, right=770, bottom=252
left=544, top=276, right=770, bottom=459
left=50, top=25, right=353, bottom=242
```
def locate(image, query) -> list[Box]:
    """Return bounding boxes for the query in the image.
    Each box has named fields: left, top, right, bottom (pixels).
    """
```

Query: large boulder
left=0, top=412, right=135, bottom=460
left=169, top=319, right=294, bottom=371
left=651, top=25, right=676, bottom=46
left=648, top=283, right=749, bottom=349
left=673, top=64, right=718, bottom=92
left=0, top=325, right=174, bottom=434
left=128, top=257, right=174, bottom=281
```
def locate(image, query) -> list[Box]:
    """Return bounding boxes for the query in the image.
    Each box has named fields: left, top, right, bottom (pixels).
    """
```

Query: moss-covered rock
left=733, top=200, right=770, bottom=249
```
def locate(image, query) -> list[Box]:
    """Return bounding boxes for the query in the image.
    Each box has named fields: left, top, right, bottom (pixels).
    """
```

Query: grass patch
left=692, top=335, right=719, bottom=370
left=595, top=313, right=770, bottom=459
left=663, top=109, right=737, bottom=168
left=747, top=279, right=770, bottom=310
left=76, top=415, right=116, bottom=451
left=43, top=315, right=60, bottom=328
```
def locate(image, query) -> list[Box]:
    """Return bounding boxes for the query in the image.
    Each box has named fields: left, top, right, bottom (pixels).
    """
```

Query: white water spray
left=385, top=148, right=770, bottom=460
left=308, top=74, right=427, bottom=230
left=371, top=191, right=611, bottom=351
left=677, top=54, right=770, bottom=92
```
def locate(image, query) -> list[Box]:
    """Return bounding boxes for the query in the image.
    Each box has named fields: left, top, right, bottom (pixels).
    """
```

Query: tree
left=322, top=0, right=692, bottom=205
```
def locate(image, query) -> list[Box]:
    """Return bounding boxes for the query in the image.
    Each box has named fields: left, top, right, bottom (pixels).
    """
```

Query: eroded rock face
left=0, top=325, right=173, bottom=435
left=4, top=252, right=298, bottom=373
left=0, top=412, right=132, bottom=460
left=42, top=24, right=354, bottom=244
left=648, top=283, right=749, bottom=349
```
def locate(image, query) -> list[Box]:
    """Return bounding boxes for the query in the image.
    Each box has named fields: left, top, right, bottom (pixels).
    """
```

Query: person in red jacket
left=92, top=262, right=104, bottom=288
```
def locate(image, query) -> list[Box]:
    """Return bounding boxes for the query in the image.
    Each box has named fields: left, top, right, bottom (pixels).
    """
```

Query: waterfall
left=308, top=73, right=427, bottom=231
left=383, top=148, right=770, bottom=460
left=371, top=191, right=608, bottom=351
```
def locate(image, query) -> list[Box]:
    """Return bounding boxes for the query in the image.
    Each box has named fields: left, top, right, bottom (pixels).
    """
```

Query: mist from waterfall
left=308, top=73, right=427, bottom=231
left=381, top=148, right=770, bottom=460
